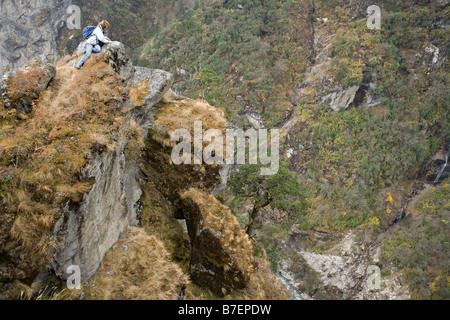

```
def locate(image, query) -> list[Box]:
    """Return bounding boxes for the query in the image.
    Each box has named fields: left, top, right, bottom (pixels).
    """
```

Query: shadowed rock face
left=1, top=55, right=56, bottom=114
left=0, top=0, right=71, bottom=74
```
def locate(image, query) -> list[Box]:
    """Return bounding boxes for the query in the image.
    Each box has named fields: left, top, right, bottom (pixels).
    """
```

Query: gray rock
left=130, top=66, right=174, bottom=129
left=321, top=85, right=360, bottom=112
left=72, top=41, right=89, bottom=57
left=53, top=137, right=142, bottom=282
left=0, top=0, right=71, bottom=74
left=102, top=42, right=135, bottom=82
left=245, top=112, right=265, bottom=129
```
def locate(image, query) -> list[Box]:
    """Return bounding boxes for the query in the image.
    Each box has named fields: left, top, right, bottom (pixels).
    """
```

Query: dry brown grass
left=0, top=51, right=146, bottom=291
left=154, top=94, right=228, bottom=161
left=180, top=188, right=292, bottom=300
left=0, top=54, right=125, bottom=173
left=56, top=182, right=93, bottom=203
left=128, top=79, right=149, bottom=108
left=3, top=281, right=34, bottom=300
left=6, top=67, right=47, bottom=106
left=10, top=213, right=57, bottom=255
left=84, top=228, right=188, bottom=300
left=155, top=94, right=227, bottom=137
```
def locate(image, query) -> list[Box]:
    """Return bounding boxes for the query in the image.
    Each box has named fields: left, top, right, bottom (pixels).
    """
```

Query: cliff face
left=0, top=38, right=288, bottom=300
left=0, top=41, right=167, bottom=297
left=52, top=138, right=139, bottom=282
left=0, top=0, right=71, bottom=74
left=52, top=41, right=176, bottom=283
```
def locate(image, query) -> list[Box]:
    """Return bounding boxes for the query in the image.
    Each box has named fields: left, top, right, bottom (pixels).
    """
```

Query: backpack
left=83, top=26, right=96, bottom=40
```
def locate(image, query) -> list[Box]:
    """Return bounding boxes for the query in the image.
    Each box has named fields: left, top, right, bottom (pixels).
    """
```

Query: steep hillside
left=59, top=0, right=201, bottom=56
left=0, top=0, right=448, bottom=301
left=138, top=0, right=316, bottom=127
left=0, top=41, right=288, bottom=300
left=137, top=0, right=449, bottom=299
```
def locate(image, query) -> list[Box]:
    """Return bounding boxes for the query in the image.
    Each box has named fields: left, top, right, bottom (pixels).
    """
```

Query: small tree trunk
left=245, top=200, right=269, bottom=235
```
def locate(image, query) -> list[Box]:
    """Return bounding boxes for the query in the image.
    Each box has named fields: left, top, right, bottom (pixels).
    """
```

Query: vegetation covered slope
left=0, top=41, right=290, bottom=300
left=0, top=51, right=145, bottom=298
left=137, top=0, right=316, bottom=126
left=281, top=0, right=449, bottom=237
left=59, top=0, right=200, bottom=57
left=382, top=181, right=449, bottom=299
left=135, top=0, right=449, bottom=299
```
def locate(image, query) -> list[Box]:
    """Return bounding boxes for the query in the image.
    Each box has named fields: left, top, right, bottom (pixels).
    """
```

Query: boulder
left=72, top=40, right=89, bottom=57
left=129, top=67, right=174, bottom=128
left=321, top=85, right=360, bottom=112
left=181, top=188, right=254, bottom=296
left=101, top=42, right=135, bottom=82
left=1, top=55, right=55, bottom=114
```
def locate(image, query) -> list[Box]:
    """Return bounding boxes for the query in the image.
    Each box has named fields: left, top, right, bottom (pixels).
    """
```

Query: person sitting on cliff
left=76, top=20, right=112, bottom=69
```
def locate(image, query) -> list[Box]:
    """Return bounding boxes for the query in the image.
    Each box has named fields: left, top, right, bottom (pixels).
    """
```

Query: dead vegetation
left=0, top=51, right=143, bottom=293
left=154, top=94, right=227, bottom=146
left=128, top=79, right=149, bottom=108
left=182, top=188, right=254, bottom=273
left=1, top=49, right=289, bottom=301
left=84, top=228, right=188, bottom=300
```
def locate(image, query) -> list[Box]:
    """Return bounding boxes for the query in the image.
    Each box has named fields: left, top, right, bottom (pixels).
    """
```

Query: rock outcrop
left=130, top=66, right=174, bottom=129
left=279, top=232, right=411, bottom=300
left=181, top=188, right=255, bottom=296
left=0, top=32, right=288, bottom=299
left=1, top=55, right=56, bottom=114
left=0, top=35, right=262, bottom=299
left=293, top=51, right=365, bottom=112
left=52, top=42, right=174, bottom=283
left=321, top=85, right=360, bottom=112
left=141, top=95, right=226, bottom=215
left=53, top=137, right=142, bottom=282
